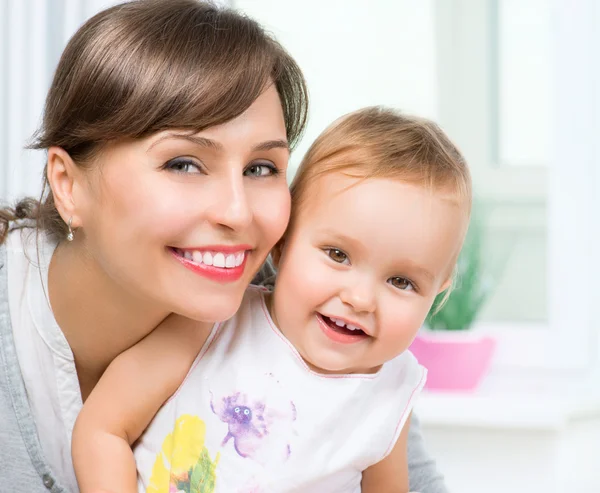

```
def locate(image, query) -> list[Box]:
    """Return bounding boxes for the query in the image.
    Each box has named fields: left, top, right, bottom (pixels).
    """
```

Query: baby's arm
left=72, top=314, right=213, bottom=493
left=361, top=413, right=412, bottom=493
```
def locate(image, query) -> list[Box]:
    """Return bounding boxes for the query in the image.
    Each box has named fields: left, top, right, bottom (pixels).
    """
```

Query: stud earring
left=66, top=217, right=74, bottom=242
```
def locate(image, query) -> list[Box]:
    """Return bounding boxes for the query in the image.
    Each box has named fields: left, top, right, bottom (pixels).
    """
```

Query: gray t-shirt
left=0, top=244, right=448, bottom=492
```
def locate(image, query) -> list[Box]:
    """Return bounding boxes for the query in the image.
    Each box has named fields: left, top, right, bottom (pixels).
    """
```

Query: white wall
left=1, top=0, right=437, bottom=198
left=234, top=0, right=438, bottom=171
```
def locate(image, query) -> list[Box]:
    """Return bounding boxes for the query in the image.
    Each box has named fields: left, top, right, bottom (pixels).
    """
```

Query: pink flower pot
left=409, top=332, right=496, bottom=392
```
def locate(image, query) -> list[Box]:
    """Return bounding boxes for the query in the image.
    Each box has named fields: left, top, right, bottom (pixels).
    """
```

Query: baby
left=73, top=107, right=471, bottom=493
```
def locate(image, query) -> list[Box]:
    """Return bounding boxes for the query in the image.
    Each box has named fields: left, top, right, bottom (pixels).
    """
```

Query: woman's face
left=74, top=86, right=291, bottom=322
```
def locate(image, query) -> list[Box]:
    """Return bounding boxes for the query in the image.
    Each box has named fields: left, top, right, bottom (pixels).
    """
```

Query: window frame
left=435, top=0, right=599, bottom=375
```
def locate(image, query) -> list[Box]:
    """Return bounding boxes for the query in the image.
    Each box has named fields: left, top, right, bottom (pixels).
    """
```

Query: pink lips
left=316, top=314, right=369, bottom=344
left=170, top=246, right=250, bottom=283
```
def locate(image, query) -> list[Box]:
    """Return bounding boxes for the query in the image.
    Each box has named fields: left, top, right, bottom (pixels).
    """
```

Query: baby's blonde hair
left=291, top=106, right=471, bottom=214
left=288, top=106, right=472, bottom=304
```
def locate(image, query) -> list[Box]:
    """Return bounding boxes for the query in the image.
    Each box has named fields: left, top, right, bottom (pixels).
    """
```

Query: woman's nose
left=205, top=174, right=253, bottom=232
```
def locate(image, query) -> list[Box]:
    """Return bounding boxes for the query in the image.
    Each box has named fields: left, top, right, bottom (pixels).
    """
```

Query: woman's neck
left=48, top=241, right=170, bottom=399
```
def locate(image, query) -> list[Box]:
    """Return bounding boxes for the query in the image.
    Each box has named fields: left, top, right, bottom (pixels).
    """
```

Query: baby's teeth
left=332, top=318, right=346, bottom=327
left=213, top=252, right=225, bottom=268
left=184, top=251, right=193, bottom=261
left=203, top=252, right=213, bottom=266
left=192, top=251, right=203, bottom=263
left=235, top=252, right=244, bottom=267
left=225, top=254, right=236, bottom=268
left=347, top=324, right=360, bottom=332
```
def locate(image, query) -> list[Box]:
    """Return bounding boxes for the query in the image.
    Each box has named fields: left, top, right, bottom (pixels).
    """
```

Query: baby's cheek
left=286, top=261, right=315, bottom=298
left=384, top=310, right=423, bottom=343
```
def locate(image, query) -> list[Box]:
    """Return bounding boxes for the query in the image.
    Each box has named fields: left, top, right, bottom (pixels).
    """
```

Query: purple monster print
left=211, top=392, right=267, bottom=457
left=210, top=390, right=297, bottom=464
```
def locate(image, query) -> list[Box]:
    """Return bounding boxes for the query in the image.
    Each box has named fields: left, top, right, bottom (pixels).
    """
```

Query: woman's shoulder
left=0, top=227, right=71, bottom=491
left=2, top=226, right=58, bottom=342
left=3, top=225, right=56, bottom=272
left=4, top=224, right=39, bottom=256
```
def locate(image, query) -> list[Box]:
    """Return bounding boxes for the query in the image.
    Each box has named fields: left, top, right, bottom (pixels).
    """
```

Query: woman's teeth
left=179, top=250, right=245, bottom=268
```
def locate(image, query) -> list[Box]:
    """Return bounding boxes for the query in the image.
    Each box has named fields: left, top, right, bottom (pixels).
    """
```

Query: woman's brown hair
left=0, top=0, right=308, bottom=244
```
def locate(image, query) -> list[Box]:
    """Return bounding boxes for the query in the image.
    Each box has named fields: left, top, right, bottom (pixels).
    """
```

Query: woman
left=0, top=1, right=447, bottom=491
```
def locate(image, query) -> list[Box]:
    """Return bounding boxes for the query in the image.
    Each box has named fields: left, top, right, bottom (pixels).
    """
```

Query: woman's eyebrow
left=147, top=133, right=288, bottom=153
left=147, top=134, right=221, bottom=152
left=252, top=139, right=289, bottom=152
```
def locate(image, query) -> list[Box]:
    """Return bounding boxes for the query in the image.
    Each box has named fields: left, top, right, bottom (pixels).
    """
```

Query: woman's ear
left=46, top=146, right=82, bottom=227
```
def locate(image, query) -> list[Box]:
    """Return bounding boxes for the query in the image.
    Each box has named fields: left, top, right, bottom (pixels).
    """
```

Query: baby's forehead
left=287, top=174, right=467, bottom=280
left=292, top=171, right=466, bottom=218
left=290, top=171, right=469, bottom=244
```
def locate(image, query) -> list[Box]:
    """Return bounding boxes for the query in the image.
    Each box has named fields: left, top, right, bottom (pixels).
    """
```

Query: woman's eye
left=164, top=158, right=202, bottom=174
left=326, top=248, right=349, bottom=264
left=389, top=277, right=415, bottom=291
left=244, top=162, right=278, bottom=178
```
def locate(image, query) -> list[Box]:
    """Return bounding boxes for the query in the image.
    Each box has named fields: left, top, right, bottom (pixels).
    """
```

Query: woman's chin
left=176, top=293, right=245, bottom=324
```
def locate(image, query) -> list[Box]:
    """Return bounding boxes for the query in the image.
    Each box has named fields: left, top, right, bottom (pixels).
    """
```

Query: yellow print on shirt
left=146, top=414, right=220, bottom=493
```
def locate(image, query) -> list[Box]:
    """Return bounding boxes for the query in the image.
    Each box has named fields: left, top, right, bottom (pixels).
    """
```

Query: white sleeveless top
left=6, top=227, right=81, bottom=492
left=134, top=287, right=426, bottom=493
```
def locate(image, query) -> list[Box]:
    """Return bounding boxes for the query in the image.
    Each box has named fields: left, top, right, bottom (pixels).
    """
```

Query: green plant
left=425, top=208, right=490, bottom=331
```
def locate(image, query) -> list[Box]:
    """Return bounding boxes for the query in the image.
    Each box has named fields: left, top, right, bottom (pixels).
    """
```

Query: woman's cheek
left=256, top=187, right=291, bottom=244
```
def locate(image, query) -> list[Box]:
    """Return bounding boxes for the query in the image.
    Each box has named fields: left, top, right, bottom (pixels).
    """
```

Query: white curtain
left=0, top=0, right=120, bottom=202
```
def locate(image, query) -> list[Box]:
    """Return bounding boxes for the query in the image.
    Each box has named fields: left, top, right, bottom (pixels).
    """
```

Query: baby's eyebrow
left=318, top=230, right=366, bottom=253
left=403, top=263, right=435, bottom=282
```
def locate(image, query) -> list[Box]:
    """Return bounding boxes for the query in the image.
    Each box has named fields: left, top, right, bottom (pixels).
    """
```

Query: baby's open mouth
left=319, top=314, right=367, bottom=337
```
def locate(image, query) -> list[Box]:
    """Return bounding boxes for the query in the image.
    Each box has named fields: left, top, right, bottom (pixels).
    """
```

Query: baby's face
left=271, top=173, right=468, bottom=375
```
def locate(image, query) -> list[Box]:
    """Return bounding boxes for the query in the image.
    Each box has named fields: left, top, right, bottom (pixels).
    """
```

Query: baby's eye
left=244, top=409, right=250, bottom=415
left=164, top=157, right=203, bottom=174
left=388, top=277, right=415, bottom=291
left=234, top=407, right=240, bottom=413
left=326, top=248, right=349, bottom=264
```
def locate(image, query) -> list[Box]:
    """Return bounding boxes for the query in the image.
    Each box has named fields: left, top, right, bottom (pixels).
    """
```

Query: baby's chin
left=300, top=351, right=381, bottom=376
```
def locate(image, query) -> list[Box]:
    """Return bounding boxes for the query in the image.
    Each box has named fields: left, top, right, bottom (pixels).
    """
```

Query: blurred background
left=1, top=1, right=598, bottom=491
